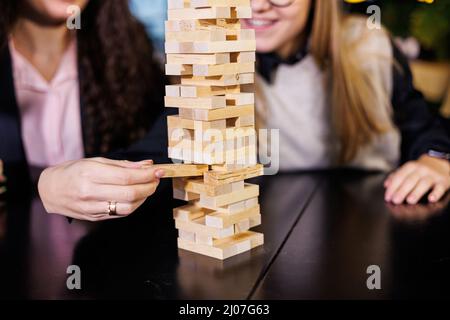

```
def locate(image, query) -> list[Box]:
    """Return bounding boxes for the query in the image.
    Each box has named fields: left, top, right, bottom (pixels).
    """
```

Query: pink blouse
left=9, top=38, right=84, bottom=168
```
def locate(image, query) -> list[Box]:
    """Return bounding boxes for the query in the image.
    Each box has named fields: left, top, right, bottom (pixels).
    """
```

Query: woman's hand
left=38, top=158, right=165, bottom=221
left=384, top=155, right=450, bottom=205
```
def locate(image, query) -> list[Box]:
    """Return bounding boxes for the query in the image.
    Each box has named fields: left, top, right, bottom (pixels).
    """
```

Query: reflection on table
left=0, top=171, right=448, bottom=299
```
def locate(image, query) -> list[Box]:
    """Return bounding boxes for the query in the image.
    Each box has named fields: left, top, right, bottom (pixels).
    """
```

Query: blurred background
left=129, top=0, right=450, bottom=118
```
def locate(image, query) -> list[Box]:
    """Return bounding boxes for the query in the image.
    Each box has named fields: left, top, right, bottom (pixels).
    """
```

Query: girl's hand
left=384, top=155, right=450, bottom=205
left=38, top=158, right=165, bottom=221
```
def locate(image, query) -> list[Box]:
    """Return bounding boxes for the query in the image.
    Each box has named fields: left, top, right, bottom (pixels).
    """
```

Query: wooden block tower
left=164, top=0, right=264, bottom=260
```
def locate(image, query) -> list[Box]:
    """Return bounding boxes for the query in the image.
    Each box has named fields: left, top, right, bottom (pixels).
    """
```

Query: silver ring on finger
left=107, top=201, right=118, bottom=216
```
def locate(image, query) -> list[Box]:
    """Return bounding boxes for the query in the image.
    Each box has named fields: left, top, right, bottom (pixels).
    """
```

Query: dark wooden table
left=1, top=171, right=449, bottom=300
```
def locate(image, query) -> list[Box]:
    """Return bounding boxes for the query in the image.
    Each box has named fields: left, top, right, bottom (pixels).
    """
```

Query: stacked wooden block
left=165, top=0, right=264, bottom=260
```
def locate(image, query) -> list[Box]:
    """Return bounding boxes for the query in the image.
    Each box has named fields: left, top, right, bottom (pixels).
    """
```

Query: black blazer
left=391, top=44, right=450, bottom=162
left=0, top=46, right=172, bottom=194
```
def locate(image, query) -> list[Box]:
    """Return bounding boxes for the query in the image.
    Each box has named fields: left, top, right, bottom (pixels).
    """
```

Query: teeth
left=248, top=19, right=273, bottom=27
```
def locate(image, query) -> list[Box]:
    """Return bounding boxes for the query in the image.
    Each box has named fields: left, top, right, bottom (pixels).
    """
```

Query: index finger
left=88, top=162, right=164, bottom=186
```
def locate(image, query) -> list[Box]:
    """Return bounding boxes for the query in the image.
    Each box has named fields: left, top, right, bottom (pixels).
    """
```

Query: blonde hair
left=310, top=0, right=394, bottom=163
left=255, top=0, right=395, bottom=164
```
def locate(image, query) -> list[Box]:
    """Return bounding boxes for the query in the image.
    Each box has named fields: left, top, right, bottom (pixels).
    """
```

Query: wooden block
left=151, top=164, right=208, bottom=178
left=166, top=53, right=230, bottom=65
left=177, top=231, right=264, bottom=260
left=205, top=205, right=260, bottom=228
left=165, top=96, right=226, bottom=109
left=231, top=114, right=255, bottom=127
left=210, top=164, right=246, bottom=172
left=168, top=115, right=226, bottom=131
left=176, top=217, right=235, bottom=239
left=166, top=85, right=181, bottom=97
left=166, top=30, right=226, bottom=42
left=190, top=0, right=250, bottom=8
left=174, top=177, right=233, bottom=196
left=224, top=126, right=257, bottom=141
left=249, top=214, right=261, bottom=228
left=168, top=132, right=253, bottom=151
left=168, top=0, right=188, bottom=9
left=173, top=188, right=200, bottom=201
left=165, top=19, right=240, bottom=33
left=226, top=29, right=255, bottom=41
left=173, top=177, right=206, bottom=194
left=232, top=181, right=245, bottom=191
left=245, top=197, right=258, bottom=209
left=234, top=219, right=250, bottom=233
left=167, top=127, right=194, bottom=146
left=169, top=134, right=256, bottom=152
left=168, top=145, right=256, bottom=165
left=180, top=85, right=240, bottom=98
left=177, top=238, right=245, bottom=260
left=168, top=7, right=231, bottom=21
left=169, top=145, right=255, bottom=165
left=230, top=51, right=256, bottom=63
left=204, top=164, right=264, bottom=186
left=193, top=62, right=254, bottom=76
left=167, top=7, right=250, bottom=21
left=179, top=229, right=196, bottom=242
left=165, top=64, right=193, bottom=76
left=195, top=40, right=255, bottom=53
left=191, top=136, right=253, bottom=153
left=195, top=234, right=214, bottom=246
left=215, top=18, right=241, bottom=29
left=217, top=200, right=246, bottom=213
left=168, top=126, right=256, bottom=148
left=180, top=73, right=254, bottom=87
left=179, top=104, right=254, bottom=121
left=165, top=40, right=256, bottom=54
left=231, top=6, right=252, bottom=19
left=173, top=202, right=207, bottom=221
left=200, top=183, right=259, bottom=208
left=174, top=177, right=247, bottom=197
left=226, top=92, right=254, bottom=106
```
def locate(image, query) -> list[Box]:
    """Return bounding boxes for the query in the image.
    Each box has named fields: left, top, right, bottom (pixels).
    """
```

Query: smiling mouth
left=243, top=19, right=277, bottom=30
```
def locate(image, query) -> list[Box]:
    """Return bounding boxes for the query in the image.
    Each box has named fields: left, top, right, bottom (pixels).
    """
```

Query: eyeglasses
left=266, top=0, right=295, bottom=8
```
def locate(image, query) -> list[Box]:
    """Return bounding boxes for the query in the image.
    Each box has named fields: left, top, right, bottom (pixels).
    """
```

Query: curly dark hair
left=0, top=0, right=165, bottom=156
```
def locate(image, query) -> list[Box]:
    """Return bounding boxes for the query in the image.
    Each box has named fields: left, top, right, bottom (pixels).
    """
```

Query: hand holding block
left=151, top=164, right=209, bottom=178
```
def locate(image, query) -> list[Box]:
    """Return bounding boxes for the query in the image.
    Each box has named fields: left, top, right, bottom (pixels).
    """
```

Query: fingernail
left=429, top=195, right=436, bottom=202
left=155, top=169, right=165, bottom=179
left=407, top=197, right=415, bottom=204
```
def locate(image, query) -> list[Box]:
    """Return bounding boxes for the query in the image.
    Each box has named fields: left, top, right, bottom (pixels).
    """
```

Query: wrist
left=419, top=154, right=450, bottom=175
left=38, top=167, right=57, bottom=213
